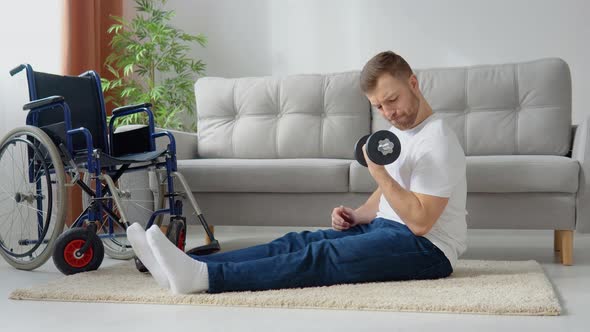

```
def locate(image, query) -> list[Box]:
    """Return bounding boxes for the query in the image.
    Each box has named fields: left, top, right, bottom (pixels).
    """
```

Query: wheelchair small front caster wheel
left=134, top=256, right=149, bottom=273
left=53, top=227, right=104, bottom=275
left=166, top=218, right=186, bottom=251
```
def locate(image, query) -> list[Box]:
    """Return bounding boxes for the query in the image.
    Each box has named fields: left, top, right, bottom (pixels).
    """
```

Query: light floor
left=1, top=226, right=590, bottom=332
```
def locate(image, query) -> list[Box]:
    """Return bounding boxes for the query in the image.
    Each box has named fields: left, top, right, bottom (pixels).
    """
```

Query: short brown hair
left=360, top=51, right=413, bottom=93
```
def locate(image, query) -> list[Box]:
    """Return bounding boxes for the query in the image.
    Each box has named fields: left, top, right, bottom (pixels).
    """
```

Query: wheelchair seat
left=73, top=148, right=168, bottom=168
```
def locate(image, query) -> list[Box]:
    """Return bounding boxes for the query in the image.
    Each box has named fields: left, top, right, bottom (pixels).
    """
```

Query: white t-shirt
left=375, top=113, right=467, bottom=269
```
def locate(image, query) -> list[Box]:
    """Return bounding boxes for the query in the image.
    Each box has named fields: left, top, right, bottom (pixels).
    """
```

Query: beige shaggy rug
left=9, top=259, right=560, bottom=315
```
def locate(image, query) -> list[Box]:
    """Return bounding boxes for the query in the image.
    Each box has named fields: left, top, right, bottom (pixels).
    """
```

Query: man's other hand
left=331, top=205, right=358, bottom=231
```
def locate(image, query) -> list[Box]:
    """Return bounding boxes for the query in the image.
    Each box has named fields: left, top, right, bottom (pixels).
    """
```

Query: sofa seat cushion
left=349, top=155, right=579, bottom=194
left=177, top=158, right=351, bottom=193
left=467, top=155, right=578, bottom=193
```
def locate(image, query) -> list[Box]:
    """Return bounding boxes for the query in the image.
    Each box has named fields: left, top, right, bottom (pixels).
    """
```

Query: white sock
left=146, top=225, right=209, bottom=294
left=126, top=223, right=170, bottom=289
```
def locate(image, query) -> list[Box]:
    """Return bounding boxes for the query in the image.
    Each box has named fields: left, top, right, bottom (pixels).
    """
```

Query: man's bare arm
left=354, top=188, right=382, bottom=224
left=378, top=176, right=449, bottom=236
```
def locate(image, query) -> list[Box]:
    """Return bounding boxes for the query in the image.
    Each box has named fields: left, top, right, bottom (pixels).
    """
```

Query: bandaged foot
left=126, top=223, right=170, bottom=289
left=146, top=224, right=209, bottom=294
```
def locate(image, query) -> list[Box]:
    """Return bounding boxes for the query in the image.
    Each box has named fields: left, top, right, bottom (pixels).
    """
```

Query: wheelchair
left=0, top=64, right=220, bottom=275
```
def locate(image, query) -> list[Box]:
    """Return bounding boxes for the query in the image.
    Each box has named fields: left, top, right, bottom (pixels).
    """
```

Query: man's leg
left=191, top=221, right=375, bottom=263
left=207, top=221, right=452, bottom=293
left=143, top=224, right=375, bottom=294
left=126, top=223, right=170, bottom=288
left=146, top=225, right=209, bottom=294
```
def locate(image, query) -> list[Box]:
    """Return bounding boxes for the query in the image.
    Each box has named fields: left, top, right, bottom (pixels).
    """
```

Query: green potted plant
left=102, top=0, right=206, bottom=131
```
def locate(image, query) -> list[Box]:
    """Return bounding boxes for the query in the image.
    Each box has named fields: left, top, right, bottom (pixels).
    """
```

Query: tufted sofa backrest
left=372, top=58, right=572, bottom=155
left=195, top=72, right=369, bottom=158
left=195, top=58, right=572, bottom=158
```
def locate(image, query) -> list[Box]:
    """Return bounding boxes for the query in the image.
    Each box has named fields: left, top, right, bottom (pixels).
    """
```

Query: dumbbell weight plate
left=366, top=130, right=401, bottom=165
left=354, top=134, right=370, bottom=167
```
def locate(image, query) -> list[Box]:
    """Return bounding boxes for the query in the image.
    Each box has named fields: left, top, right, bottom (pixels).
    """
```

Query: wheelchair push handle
left=9, top=64, right=26, bottom=76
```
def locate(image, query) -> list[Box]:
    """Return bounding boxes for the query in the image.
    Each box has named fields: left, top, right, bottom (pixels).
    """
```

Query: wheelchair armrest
left=152, top=130, right=177, bottom=170
left=112, top=103, right=153, bottom=116
left=109, top=104, right=156, bottom=155
left=23, top=96, right=65, bottom=110
left=156, top=128, right=198, bottom=160
left=23, top=97, right=74, bottom=153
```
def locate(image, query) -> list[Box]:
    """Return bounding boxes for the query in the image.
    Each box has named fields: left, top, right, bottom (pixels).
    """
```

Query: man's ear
left=408, top=74, right=419, bottom=91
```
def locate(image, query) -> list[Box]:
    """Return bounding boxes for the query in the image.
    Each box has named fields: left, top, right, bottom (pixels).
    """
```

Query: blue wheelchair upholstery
left=34, top=71, right=108, bottom=154
left=28, top=69, right=166, bottom=170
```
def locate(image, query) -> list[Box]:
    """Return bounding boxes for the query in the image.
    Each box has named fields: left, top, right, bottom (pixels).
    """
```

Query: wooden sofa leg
left=205, top=225, right=214, bottom=245
left=554, top=230, right=562, bottom=252
left=555, top=230, right=573, bottom=266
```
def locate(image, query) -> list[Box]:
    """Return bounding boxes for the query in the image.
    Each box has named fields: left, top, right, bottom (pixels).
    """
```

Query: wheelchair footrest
left=186, top=240, right=221, bottom=256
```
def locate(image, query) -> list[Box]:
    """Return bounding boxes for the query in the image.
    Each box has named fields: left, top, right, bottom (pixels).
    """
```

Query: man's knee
left=270, top=231, right=306, bottom=249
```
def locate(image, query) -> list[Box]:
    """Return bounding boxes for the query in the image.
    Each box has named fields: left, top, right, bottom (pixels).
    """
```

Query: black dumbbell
left=354, top=130, right=401, bottom=167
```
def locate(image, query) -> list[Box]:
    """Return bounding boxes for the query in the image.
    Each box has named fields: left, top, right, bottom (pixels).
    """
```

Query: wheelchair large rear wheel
left=82, top=169, right=165, bottom=260
left=0, top=126, right=66, bottom=270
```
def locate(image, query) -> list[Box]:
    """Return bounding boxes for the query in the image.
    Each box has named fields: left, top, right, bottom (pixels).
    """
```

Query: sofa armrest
left=155, top=128, right=199, bottom=160
left=572, top=117, right=590, bottom=233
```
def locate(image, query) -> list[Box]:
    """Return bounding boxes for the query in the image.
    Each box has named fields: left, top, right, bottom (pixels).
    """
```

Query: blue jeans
left=190, top=218, right=452, bottom=293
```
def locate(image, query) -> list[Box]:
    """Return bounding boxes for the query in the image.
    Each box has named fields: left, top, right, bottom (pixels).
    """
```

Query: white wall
left=0, top=0, right=63, bottom=137
left=126, top=0, right=272, bottom=78
left=158, top=0, right=590, bottom=124
left=2, top=1, right=584, bottom=127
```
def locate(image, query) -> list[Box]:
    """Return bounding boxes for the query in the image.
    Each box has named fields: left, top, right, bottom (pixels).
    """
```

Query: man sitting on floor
left=127, top=50, right=467, bottom=294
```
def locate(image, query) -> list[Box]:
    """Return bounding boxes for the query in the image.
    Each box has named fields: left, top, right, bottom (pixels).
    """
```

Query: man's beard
left=391, top=93, right=420, bottom=130
left=392, top=115, right=416, bottom=130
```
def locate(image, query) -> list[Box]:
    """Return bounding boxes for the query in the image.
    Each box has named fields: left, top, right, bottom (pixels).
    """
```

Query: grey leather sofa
left=168, top=58, right=586, bottom=265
